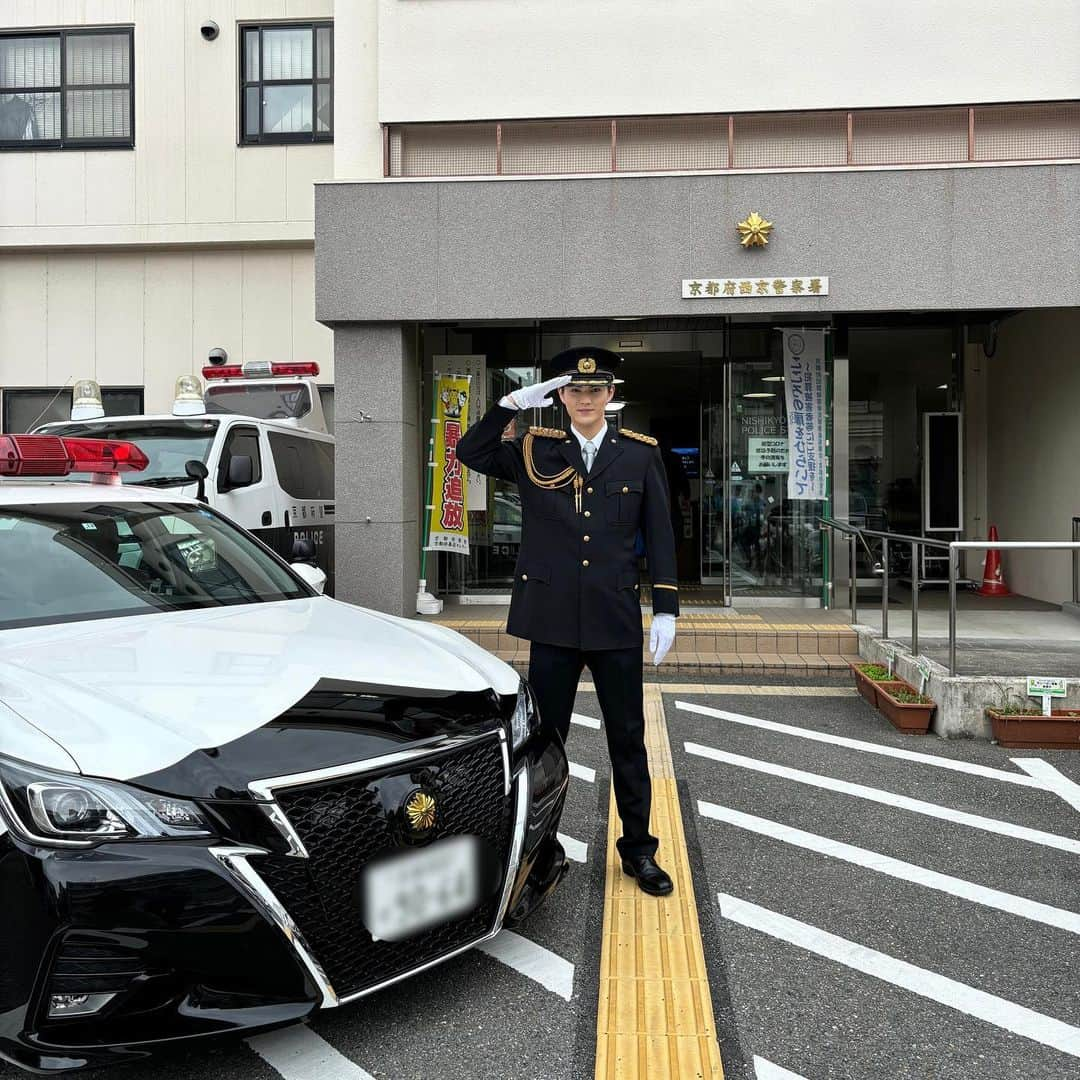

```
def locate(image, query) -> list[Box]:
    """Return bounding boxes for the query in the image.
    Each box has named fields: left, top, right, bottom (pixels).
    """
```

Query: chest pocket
left=605, top=479, right=643, bottom=524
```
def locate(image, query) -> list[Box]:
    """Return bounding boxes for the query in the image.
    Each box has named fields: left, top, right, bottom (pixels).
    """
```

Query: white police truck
left=37, top=361, right=335, bottom=593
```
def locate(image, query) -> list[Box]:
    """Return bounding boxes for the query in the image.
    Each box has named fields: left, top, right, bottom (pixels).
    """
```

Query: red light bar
left=0, top=435, right=148, bottom=478
left=201, top=361, right=320, bottom=381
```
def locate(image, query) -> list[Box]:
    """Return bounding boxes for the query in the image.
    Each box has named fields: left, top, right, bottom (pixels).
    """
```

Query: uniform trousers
left=527, top=642, right=658, bottom=859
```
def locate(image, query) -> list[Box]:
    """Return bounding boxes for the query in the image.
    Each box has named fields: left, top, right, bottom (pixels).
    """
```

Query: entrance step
left=429, top=615, right=860, bottom=673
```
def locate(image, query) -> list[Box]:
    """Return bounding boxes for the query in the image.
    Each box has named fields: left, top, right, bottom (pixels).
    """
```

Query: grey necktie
left=582, top=440, right=596, bottom=474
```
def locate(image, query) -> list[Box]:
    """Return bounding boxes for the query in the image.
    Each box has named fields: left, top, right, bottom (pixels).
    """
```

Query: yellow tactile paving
left=594, top=685, right=724, bottom=1080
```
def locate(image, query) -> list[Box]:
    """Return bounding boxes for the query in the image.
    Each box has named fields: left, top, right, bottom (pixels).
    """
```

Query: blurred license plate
left=362, top=835, right=480, bottom=942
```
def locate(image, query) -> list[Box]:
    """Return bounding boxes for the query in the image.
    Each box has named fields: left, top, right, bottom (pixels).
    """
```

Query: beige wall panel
left=14, top=1, right=62, bottom=25
left=136, top=3, right=187, bottom=224
left=93, top=253, right=145, bottom=386
left=334, top=0, right=381, bottom=179
left=80, top=2, right=138, bottom=22
left=236, top=1, right=287, bottom=17
left=143, top=253, right=194, bottom=413
left=0, top=256, right=48, bottom=387
left=285, top=145, right=333, bottom=221
left=241, top=250, right=292, bottom=363
left=192, top=250, right=244, bottom=374
left=86, top=153, right=137, bottom=226
left=987, top=308, right=1080, bottom=604
left=186, top=0, right=238, bottom=224
left=36, top=154, right=86, bottom=226
left=284, top=1, right=335, bottom=17
left=0, top=156, right=36, bottom=227
left=45, top=254, right=95, bottom=385
left=290, top=249, right=332, bottom=373
left=236, top=147, right=287, bottom=221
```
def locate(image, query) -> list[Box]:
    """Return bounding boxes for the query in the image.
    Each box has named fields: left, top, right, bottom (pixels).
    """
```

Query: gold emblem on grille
left=404, top=790, right=436, bottom=832
left=577, top=357, right=597, bottom=373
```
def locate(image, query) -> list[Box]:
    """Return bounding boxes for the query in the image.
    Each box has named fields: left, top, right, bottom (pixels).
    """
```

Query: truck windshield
left=0, top=502, right=308, bottom=630
left=38, top=420, right=219, bottom=487
left=204, top=382, right=312, bottom=421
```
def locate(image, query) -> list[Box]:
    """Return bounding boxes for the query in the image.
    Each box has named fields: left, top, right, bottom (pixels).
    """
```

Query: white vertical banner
left=434, top=355, right=486, bottom=511
left=783, top=330, right=827, bottom=500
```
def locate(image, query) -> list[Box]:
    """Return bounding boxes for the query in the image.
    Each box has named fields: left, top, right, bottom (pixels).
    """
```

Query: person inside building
left=457, top=346, right=680, bottom=896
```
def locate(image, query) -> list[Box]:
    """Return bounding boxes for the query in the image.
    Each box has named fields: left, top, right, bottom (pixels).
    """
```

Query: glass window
left=318, top=385, right=334, bottom=432
left=2, top=387, right=143, bottom=433
left=240, top=22, right=332, bottom=145
left=0, top=29, right=133, bottom=150
left=218, top=426, right=263, bottom=490
left=0, top=502, right=309, bottom=631
left=268, top=431, right=334, bottom=499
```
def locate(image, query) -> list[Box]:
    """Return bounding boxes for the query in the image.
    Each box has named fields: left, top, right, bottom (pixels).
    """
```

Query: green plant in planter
left=889, top=688, right=933, bottom=705
left=856, top=663, right=893, bottom=682
left=987, top=682, right=1042, bottom=717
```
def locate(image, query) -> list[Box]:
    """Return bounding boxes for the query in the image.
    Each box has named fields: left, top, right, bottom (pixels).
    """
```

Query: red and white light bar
left=0, top=435, right=149, bottom=478
left=201, top=361, right=320, bottom=381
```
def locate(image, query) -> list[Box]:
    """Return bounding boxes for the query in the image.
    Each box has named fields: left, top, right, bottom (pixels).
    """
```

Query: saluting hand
left=504, top=375, right=573, bottom=410
left=649, top=613, right=676, bottom=666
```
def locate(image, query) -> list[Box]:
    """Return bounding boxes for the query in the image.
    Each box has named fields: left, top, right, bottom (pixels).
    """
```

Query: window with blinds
left=240, top=22, right=332, bottom=145
left=0, top=28, right=133, bottom=149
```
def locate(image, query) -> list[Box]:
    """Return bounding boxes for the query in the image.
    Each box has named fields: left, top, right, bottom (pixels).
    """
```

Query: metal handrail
left=1073, top=517, right=1079, bottom=605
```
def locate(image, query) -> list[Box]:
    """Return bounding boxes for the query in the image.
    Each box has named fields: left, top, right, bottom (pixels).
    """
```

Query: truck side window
left=268, top=432, right=334, bottom=500
left=218, top=427, right=263, bottom=491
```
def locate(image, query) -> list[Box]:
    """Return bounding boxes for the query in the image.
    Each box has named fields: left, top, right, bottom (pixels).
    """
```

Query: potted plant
left=849, top=662, right=905, bottom=708
left=986, top=686, right=1080, bottom=750
left=875, top=682, right=936, bottom=734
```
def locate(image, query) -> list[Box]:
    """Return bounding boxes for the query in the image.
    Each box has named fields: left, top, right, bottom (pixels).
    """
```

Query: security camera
left=207, top=347, right=228, bottom=366
left=200, top=20, right=219, bottom=41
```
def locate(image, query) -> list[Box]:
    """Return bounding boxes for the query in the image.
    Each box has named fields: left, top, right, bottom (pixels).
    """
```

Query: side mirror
left=291, top=562, right=326, bottom=595
left=290, top=536, right=316, bottom=563
left=185, top=459, right=209, bottom=504
left=225, top=454, right=254, bottom=489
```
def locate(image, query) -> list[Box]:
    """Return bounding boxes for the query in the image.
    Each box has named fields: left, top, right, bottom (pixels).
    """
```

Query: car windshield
left=204, top=382, right=311, bottom=421
left=38, top=420, right=219, bottom=487
left=0, top=502, right=308, bottom=630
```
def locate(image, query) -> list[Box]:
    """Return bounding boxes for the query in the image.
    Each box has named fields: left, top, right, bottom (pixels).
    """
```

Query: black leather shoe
left=620, top=855, right=674, bottom=896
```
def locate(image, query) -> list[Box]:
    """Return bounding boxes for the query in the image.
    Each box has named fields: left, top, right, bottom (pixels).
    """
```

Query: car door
left=213, top=424, right=274, bottom=532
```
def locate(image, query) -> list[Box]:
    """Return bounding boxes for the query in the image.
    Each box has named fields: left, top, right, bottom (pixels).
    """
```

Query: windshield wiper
left=131, top=476, right=192, bottom=487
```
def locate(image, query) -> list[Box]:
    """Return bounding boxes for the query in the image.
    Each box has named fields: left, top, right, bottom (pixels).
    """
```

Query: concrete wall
left=986, top=308, right=1080, bottom=604
left=376, top=0, right=1080, bottom=123
left=0, top=248, right=332, bottom=415
left=316, top=165, right=1080, bottom=322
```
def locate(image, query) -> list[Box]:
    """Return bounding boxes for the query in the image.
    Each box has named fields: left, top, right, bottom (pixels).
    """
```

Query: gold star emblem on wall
left=737, top=211, right=774, bottom=248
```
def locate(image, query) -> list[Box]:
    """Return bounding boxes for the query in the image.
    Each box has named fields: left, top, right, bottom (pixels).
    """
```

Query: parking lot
left=4, top=677, right=1078, bottom=1080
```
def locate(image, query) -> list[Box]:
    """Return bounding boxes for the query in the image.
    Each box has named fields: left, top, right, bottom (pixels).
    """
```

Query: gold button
left=584, top=510, right=591, bottom=518
left=583, top=535, right=590, bottom=542
left=622, top=486, right=629, bottom=494
left=587, top=486, right=593, bottom=494
left=582, top=559, right=590, bottom=567
left=521, top=574, right=528, bottom=581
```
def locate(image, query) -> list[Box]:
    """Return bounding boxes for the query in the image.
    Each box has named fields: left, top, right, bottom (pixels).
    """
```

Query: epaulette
left=619, top=428, right=658, bottom=446
left=529, top=425, right=566, bottom=439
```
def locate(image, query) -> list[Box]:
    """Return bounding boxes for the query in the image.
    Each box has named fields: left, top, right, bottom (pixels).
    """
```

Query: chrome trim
left=209, top=845, right=338, bottom=1008
left=260, top=803, right=309, bottom=859
left=336, top=764, right=531, bottom=1006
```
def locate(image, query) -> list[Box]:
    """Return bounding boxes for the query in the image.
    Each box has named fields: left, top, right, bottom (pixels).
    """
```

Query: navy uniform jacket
left=457, top=403, right=679, bottom=651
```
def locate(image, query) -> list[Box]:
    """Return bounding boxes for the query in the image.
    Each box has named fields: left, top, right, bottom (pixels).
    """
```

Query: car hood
left=0, top=598, right=517, bottom=782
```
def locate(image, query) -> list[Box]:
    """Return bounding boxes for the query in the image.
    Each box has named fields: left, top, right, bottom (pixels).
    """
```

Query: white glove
left=500, top=374, right=573, bottom=411
left=649, top=614, right=676, bottom=667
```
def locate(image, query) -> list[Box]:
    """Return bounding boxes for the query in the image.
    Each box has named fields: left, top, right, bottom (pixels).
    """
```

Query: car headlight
left=510, top=679, right=539, bottom=751
left=0, top=756, right=214, bottom=846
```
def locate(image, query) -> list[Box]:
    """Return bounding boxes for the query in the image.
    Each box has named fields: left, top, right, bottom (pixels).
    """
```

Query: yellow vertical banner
left=425, top=375, right=471, bottom=554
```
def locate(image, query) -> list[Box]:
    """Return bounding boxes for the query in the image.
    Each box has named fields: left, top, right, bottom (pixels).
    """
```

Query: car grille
left=252, top=733, right=513, bottom=999
left=49, top=933, right=146, bottom=995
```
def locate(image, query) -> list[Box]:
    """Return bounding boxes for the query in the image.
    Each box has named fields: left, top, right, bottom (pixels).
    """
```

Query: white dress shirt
left=570, top=424, right=605, bottom=473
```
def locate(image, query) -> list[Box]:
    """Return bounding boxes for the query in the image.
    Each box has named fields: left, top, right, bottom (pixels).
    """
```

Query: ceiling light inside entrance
left=762, top=376, right=785, bottom=382
left=743, top=392, right=776, bottom=399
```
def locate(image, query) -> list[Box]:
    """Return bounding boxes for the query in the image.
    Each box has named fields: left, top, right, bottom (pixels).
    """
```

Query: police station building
left=316, top=1, right=1080, bottom=617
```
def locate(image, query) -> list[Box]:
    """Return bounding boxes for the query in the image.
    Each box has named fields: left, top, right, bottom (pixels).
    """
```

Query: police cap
left=544, top=346, right=624, bottom=387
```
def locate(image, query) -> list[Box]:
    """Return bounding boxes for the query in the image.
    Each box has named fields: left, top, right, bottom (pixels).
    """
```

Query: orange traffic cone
left=977, top=525, right=1011, bottom=597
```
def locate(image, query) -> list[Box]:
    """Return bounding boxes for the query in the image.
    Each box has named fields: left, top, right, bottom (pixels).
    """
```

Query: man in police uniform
left=457, top=347, right=678, bottom=895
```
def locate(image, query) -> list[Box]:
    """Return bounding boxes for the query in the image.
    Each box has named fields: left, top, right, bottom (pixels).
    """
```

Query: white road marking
left=558, top=832, right=589, bottom=862
left=569, top=761, right=596, bottom=783
left=676, top=700, right=1043, bottom=789
left=247, top=1025, right=377, bottom=1080
left=754, top=1057, right=812, bottom=1080
left=684, top=742, right=1080, bottom=856
left=699, top=801, right=1080, bottom=936
left=1013, top=758, right=1080, bottom=814
left=475, top=930, right=575, bottom=1001
left=571, top=712, right=601, bottom=729
left=719, top=893, right=1080, bottom=1059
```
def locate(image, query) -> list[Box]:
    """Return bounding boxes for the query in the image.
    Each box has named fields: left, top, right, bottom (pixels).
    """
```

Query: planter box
left=988, top=709, right=1080, bottom=750
left=877, top=683, right=935, bottom=734
left=849, top=662, right=904, bottom=709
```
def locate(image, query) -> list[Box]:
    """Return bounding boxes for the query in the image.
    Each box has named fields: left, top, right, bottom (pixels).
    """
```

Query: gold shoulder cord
left=523, top=433, right=585, bottom=513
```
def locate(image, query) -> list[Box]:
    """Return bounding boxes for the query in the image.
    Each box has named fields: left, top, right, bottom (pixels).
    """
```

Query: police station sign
left=783, top=330, right=827, bottom=500
left=682, top=276, right=829, bottom=299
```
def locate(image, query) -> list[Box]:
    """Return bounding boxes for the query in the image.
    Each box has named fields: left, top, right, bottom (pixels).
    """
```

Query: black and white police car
left=0, top=434, right=569, bottom=1073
